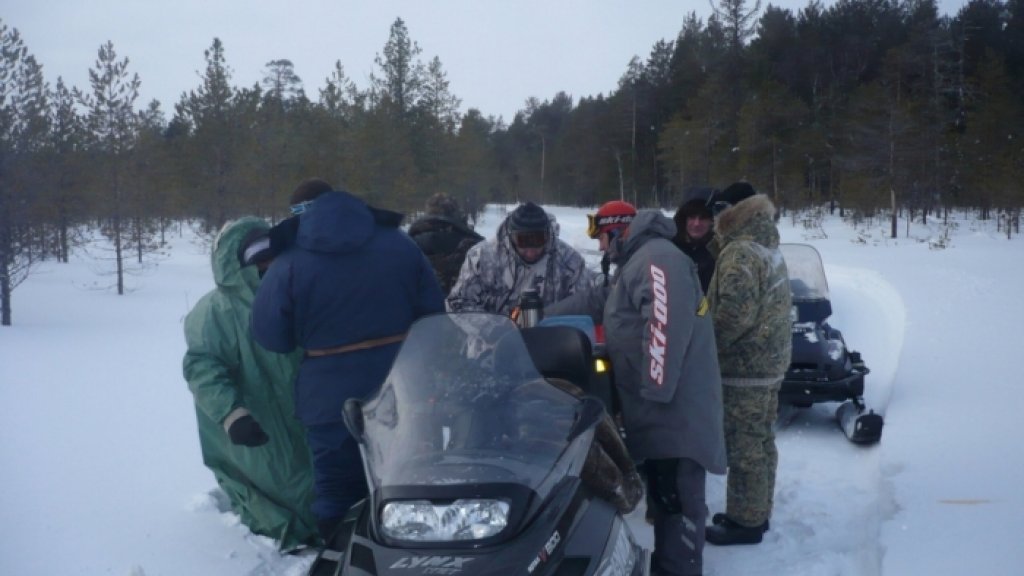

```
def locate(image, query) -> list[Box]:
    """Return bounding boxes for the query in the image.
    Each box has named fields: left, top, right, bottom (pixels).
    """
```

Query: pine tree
left=78, top=40, right=141, bottom=295
left=319, top=60, right=363, bottom=122
left=1, top=20, right=50, bottom=325
left=370, top=18, right=424, bottom=117
left=46, top=77, right=87, bottom=263
left=174, top=38, right=249, bottom=231
left=419, top=56, right=461, bottom=134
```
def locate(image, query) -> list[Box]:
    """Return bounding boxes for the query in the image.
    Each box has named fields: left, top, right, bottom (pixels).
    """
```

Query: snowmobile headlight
left=826, top=338, right=846, bottom=361
left=595, top=358, right=609, bottom=373
left=381, top=499, right=510, bottom=542
left=594, top=520, right=639, bottom=576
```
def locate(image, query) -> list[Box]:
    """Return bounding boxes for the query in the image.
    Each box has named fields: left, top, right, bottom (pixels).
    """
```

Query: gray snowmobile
left=779, top=244, right=884, bottom=444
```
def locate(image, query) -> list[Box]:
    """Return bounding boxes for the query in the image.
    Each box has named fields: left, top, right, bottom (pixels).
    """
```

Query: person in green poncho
left=183, top=216, right=318, bottom=551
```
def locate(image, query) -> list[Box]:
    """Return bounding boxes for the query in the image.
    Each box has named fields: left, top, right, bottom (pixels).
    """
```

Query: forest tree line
left=2, top=0, right=1023, bottom=322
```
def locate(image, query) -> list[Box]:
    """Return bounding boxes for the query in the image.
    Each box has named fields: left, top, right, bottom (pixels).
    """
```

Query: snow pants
left=304, top=421, right=369, bottom=529
left=722, top=383, right=780, bottom=526
left=646, top=457, right=707, bottom=576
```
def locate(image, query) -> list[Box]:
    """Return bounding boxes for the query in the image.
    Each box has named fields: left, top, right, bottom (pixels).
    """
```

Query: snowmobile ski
left=836, top=400, right=883, bottom=444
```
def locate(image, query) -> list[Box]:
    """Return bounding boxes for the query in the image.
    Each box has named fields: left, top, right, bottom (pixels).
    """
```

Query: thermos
left=518, top=289, right=544, bottom=328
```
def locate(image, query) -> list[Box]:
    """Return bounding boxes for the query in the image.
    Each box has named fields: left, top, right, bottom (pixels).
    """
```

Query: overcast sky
left=7, top=0, right=968, bottom=122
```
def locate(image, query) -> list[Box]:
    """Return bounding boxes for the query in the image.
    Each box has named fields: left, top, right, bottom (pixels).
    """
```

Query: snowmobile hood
left=296, top=190, right=375, bottom=254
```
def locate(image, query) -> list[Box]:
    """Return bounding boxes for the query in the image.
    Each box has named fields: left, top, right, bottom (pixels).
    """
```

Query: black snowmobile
left=309, top=313, right=647, bottom=576
left=779, top=244, right=884, bottom=444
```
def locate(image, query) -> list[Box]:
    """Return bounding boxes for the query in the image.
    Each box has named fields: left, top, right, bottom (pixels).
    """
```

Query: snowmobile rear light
left=381, top=499, right=510, bottom=542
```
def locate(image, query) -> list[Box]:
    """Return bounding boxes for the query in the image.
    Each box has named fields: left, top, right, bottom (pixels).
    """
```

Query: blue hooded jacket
left=252, top=190, right=445, bottom=425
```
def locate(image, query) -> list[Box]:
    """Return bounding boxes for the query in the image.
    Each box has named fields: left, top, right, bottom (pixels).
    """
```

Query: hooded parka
left=250, top=190, right=445, bottom=527
left=704, top=193, right=791, bottom=532
left=183, top=216, right=317, bottom=550
left=707, top=194, right=792, bottom=382
left=251, top=190, right=445, bottom=425
left=546, top=210, right=726, bottom=472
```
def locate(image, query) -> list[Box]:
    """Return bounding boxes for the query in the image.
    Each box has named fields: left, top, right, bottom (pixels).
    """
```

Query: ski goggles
left=511, top=230, right=549, bottom=249
left=587, top=213, right=634, bottom=239
left=290, top=200, right=315, bottom=216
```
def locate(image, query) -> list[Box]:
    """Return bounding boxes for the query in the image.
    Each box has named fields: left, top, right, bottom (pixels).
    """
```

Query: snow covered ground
left=1, top=203, right=1021, bottom=575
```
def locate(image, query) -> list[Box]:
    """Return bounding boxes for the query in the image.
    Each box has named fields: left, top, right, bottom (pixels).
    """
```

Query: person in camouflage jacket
left=447, top=202, right=594, bottom=315
left=704, top=182, right=792, bottom=546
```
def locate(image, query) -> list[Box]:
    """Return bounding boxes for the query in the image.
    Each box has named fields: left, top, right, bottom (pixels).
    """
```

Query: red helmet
left=587, top=200, right=637, bottom=239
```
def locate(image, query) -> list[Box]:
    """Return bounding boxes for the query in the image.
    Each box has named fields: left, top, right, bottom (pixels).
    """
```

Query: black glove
left=228, top=415, right=269, bottom=447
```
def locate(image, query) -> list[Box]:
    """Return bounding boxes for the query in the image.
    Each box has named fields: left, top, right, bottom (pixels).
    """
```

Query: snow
left=2, top=204, right=1022, bottom=575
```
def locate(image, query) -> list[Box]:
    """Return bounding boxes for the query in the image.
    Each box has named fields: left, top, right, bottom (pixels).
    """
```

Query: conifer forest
left=1, top=0, right=1023, bottom=323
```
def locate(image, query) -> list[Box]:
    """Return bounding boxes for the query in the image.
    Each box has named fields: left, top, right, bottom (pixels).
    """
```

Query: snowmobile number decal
left=527, top=530, right=562, bottom=573
left=389, top=555, right=475, bottom=574
left=648, top=264, right=669, bottom=386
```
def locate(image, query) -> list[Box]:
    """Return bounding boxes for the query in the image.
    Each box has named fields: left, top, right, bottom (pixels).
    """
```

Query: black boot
left=705, top=514, right=768, bottom=546
left=712, top=512, right=769, bottom=532
left=317, top=516, right=344, bottom=545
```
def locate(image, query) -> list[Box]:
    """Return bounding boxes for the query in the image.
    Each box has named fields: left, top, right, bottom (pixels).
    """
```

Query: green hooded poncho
left=183, top=216, right=318, bottom=550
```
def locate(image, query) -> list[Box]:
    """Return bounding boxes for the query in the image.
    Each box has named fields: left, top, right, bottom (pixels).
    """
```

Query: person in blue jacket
left=251, top=178, right=446, bottom=539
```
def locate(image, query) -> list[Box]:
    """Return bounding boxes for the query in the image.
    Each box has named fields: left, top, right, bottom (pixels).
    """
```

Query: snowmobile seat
left=525, top=325, right=615, bottom=414
left=519, top=325, right=596, bottom=397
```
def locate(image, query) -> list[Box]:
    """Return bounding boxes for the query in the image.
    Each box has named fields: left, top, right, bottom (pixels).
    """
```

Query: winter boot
left=705, top=514, right=769, bottom=546
left=712, top=512, right=769, bottom=532
left=317, top=516, right=344, bottom=545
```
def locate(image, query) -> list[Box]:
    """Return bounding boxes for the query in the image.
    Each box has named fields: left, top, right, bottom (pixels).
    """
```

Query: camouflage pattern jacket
left=708, top=194, right=792, bottom=385
left=446, top=212, right=594, bottom=315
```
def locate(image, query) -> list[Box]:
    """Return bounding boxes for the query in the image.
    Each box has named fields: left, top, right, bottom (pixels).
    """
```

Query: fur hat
left=508, top=202, right=549, bottom=233
left=426, top=193, right=465, bottom=222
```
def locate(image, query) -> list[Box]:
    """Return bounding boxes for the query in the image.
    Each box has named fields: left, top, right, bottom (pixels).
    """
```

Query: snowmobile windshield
left=357, top=313, right=589, bottom=501
left=780, top=244, right=830, bottom=302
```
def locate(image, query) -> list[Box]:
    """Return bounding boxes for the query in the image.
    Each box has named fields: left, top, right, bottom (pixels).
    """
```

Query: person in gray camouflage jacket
left=546, top=202, right=726, bottom=576
left=446, top=201, right=594, bottom=315
left=703, top=182, right=792, bottom=546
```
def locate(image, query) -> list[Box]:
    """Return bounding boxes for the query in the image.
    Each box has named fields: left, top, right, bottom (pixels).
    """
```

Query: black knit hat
left=237, top=228, right=274, bottom=268
left=714, top=182, right=756, bottom=206
left=508, top=202, right=548, bottom=232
